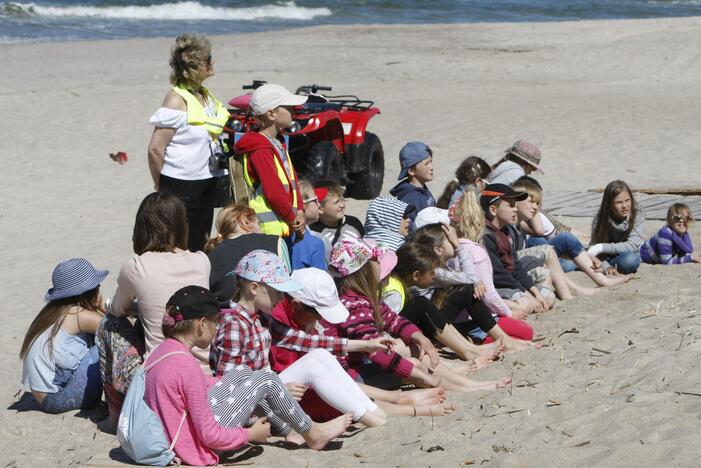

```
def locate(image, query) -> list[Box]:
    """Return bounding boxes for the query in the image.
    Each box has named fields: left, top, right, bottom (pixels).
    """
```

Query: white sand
left=2, top=17, right=701, bottom=467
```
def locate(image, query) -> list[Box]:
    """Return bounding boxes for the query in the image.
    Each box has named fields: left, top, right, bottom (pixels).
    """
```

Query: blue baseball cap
left=398, top=142, right=432, bottom=180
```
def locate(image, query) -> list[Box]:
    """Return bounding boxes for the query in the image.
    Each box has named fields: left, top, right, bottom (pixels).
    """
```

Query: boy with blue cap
left=389, top=142, right=436, bottom=222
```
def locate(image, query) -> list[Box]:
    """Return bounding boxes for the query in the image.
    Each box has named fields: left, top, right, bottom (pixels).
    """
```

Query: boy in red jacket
left=234, top=84, right=307, bottom=238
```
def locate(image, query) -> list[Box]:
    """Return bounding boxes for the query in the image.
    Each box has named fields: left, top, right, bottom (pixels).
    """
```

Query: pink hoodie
left=144, top=339, right=248, bottom=466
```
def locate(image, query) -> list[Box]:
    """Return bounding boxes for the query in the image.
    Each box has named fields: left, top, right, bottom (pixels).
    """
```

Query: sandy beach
left=2, top=16, right=701, bottom=467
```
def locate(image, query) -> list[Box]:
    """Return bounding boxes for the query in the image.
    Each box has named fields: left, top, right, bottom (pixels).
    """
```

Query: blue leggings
left=526, top=232, right=583, bottom=273
left=40, top=346, right=102, bottom=414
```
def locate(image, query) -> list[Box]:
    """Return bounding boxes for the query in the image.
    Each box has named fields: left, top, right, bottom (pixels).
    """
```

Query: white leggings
left=278, top=349, right=377, bottom=421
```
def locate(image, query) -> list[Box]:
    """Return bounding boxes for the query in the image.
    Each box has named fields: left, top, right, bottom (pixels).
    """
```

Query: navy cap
left=398, top=142, right=432, bottom=180
left=479, top=183, right=528, bottom=209
left=166, top=285, right=220, bottom=322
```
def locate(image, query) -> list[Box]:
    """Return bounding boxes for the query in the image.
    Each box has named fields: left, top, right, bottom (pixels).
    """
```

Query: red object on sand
left=109, top=152, right=128, bottom=165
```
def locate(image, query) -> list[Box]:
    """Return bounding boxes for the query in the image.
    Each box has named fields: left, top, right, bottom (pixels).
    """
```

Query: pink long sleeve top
left=461, top=239, right=512, bottom=317
left=323, top=289, right=418, bottom=379
left=144, top=339, right=248, bottom=466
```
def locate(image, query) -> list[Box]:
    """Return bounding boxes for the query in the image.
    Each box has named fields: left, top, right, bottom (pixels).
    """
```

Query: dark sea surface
left=2, top=0, right=701, bottom=43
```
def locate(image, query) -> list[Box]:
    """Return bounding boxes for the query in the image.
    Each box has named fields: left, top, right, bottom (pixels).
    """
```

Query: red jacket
left=235, top=132, right=303, bottom=224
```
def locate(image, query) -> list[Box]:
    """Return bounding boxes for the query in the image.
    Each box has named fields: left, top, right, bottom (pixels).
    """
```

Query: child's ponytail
left=451, top=185, right=486, bottom=242
left=436, top=156, right=491, bottom=208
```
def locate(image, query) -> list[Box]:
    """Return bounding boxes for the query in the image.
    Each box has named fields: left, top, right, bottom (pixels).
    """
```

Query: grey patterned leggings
left=208, top=364, right=312, bottom=436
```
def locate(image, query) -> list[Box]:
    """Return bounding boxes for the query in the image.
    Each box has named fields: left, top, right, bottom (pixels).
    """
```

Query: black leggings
left=400, top=285, right=497, bottom=338
left=159, top=174, right=215, bottom=252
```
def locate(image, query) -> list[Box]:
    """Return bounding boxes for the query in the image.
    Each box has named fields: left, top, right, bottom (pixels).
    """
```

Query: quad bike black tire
left=302, top=141, right=344, bottom=183
left=346, top=132, right=384, bottom=199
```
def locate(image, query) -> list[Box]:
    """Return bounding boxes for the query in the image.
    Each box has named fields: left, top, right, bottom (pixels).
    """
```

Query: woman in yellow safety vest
left=234, top=84, right=308, bottom=238
left=147, top=33, right=229, bottom=252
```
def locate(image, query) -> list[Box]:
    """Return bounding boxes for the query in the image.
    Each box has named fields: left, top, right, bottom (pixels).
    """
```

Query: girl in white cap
left=271, top=267, right=456, bottom=419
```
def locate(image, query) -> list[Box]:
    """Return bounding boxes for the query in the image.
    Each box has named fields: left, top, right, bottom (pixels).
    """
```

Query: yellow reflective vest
left=242, top=137, right=299, bottom=237
left=171, top=85, right=229, bottom=137
left=383, top=276, right=407, bottom=310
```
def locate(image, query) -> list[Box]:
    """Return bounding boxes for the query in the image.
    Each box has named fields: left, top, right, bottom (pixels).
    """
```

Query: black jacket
left=482, top=223, right=534, bottom=292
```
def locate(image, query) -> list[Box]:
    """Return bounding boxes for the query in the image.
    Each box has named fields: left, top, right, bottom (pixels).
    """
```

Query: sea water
left=1, top=0, right=701, bottom=43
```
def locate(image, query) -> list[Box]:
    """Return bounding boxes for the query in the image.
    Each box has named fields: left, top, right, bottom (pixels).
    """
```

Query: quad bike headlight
left=230, top=119, right=243, bottom=132
left=287, top=121, right=302, bottom=133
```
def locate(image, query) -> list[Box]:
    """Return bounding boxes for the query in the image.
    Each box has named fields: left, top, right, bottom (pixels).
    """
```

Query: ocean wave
left=0, top=1, right=332, bottom=21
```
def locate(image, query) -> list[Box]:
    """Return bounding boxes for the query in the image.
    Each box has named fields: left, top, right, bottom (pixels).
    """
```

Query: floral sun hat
left=227, top=249, right=302, bottom=292
left=328, top=237, right=397, bottom=279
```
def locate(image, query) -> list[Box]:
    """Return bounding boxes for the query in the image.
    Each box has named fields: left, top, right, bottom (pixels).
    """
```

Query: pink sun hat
left=329, top=237, right=397, bottom=280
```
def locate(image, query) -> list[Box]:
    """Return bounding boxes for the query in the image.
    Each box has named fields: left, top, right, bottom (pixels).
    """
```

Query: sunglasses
left=673, top=215, right=692, bottom=223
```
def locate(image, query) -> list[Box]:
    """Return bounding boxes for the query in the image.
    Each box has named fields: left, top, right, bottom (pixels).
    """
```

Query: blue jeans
left=40, top=345, right=102, bottom=414
left=605, top=252, right=641, bottom=274
left=526, top=232, right=582, bottom=273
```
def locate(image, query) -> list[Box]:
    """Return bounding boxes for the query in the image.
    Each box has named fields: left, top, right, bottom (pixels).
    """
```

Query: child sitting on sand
left=437, top=156, right=491, bottom=209
left=384, top=242, right=504, bottom=364
left=410, top=223, right=535, bottom=350
left=588, top=180, right=645, bottom=274
left=364, top=196, right=415, bottom=251
left=145, top=285, right=350, bottom=466
left=271, top=267, right=456, bottom=419
left=20, top=258, right=105, bottom=414
left=288, top=180, right=327, bottom=270
left=488, top=140, right=543, bottom=186
left=310, top=180, right=365, bottom=259
left=640, top=203, right=701, bottom=265
left=512, top=177, right=631, bottom=288
left=480, top=183, right=554, bottom=313
left=209, top=250, right=391, bottom=431
left=328, top=237, right=511, bottom=392
left=389, top=141, right=436, bottom=221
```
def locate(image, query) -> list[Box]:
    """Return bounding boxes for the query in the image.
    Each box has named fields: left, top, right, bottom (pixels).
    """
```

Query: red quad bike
left=223, top=80, right=384, bottom=199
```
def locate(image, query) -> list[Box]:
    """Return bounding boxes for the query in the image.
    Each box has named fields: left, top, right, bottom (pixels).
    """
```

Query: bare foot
left=414, top=402, right=457, bottom=417
left=285, top=431, right=305, bottom=446
left=397, top=387, right=445, bottom=406
left=303, top=414, right=353, bottom=450
left=462, top=376, right=512, bottom=392
left=503, top=337, right=540, bottom=353
left=448, top=360, right=479, bottom=374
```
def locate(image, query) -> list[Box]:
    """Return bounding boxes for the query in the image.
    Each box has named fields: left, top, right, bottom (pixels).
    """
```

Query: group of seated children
left=20, top=136, right=699, bottom=464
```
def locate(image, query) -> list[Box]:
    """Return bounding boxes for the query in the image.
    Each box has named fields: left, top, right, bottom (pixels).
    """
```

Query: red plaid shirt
left=209, top=302, right=348, bottom=376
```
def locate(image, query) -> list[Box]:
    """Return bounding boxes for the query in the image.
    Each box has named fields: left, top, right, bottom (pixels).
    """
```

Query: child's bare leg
left=543, top=247, right=575, bottom=300
left=359, top=384, right=445, bottom=406
left=486, top=324, right=539, bottom=352
left=411, top=357, right=510, bottom=392
left=435, top=324, right=497, bottom=368
left=573, top=251, right=632, bottom=287
left=375, top=399, right=456, bottom=417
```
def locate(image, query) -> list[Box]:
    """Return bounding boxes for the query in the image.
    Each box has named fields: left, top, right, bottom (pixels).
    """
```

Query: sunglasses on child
left=673, top=215, right=692, bottom=223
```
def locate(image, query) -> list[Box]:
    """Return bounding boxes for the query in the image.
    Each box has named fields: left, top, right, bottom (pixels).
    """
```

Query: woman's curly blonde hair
left=169, top=33, right=211, bottom=86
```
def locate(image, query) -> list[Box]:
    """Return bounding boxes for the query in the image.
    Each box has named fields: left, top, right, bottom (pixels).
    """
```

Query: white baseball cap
left=414, top=207, right=450, bottom=229
left=250, top=83, right=308, bottom=116
left=289, top=268, right=349, bottom=324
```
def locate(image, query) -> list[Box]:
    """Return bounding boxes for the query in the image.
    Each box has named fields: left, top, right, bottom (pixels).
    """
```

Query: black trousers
left=400, top=285, right=497, bottom=338
left=159, top=174, right=215, bottom=252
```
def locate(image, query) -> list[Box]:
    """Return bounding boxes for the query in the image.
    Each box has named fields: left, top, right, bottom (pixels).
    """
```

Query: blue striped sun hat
left=45, top=258, right=109, bottom=301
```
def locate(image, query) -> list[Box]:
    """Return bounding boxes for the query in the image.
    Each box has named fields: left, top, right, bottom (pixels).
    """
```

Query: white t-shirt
left=540, top=212, right=557, bottom=239
left=150, top=108, right=218, bottom=181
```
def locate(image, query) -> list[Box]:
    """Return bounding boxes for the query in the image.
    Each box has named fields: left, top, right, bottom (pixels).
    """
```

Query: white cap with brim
left=250, top=83, right=308, bottom=116
left=289, top=268, right=349, bottom=324
left=414, top=207, right=451, bottom=229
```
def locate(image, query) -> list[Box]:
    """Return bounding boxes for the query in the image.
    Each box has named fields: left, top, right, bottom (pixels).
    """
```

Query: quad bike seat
left=301, top=102, right=342, bottom=113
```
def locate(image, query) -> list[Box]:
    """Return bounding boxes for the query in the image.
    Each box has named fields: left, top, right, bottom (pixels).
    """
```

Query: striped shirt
left=640, top=225, right=694, bottom=265
left=364, top=196, right=409, bottom=251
